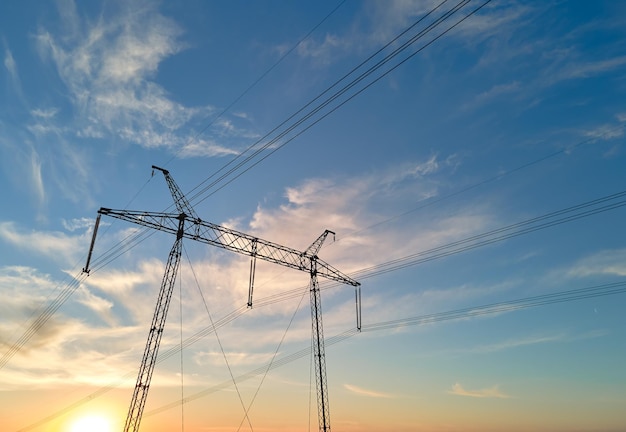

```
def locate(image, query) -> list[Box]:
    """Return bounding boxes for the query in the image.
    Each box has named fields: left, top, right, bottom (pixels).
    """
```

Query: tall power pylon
left=84, top=166, right=360, bottom=432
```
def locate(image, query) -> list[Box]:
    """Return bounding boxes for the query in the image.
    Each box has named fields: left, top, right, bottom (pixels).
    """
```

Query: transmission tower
left=84, top=166, right=360, bottom=432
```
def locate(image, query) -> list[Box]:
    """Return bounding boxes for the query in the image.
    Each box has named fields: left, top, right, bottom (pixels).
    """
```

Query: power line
left=14, top=188, right=626, bottom=430
left=1, top=0, right=484, bottom=371
left=142, top=280, right=626, bottom=418
left=8, top=3, right=623, bottom=426
left=185, top=0, right=485, bottom=205
left=3, top=175, right=623, bottom=377
left=247, top=188, right=626, bottom=307
left=161, top=0, right=348, bottom=168
left=336, top=124, right=626, bottom=243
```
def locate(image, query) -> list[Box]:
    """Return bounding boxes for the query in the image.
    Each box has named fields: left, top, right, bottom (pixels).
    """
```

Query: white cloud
left=2, top=40, right=25, bottom=104
left=193, top=350, right=276, bottom=367
left=296, top=33, right=347, bottom=65
left=584, top=124, right=625, bottom=141
left=0, top=221, right=87, bottom=265
left=566, top=249, right=626, bottom=279
left=466, top=334, right=564, bottom=354
left=3, top=47, right=19, bottom=88
left=29, top=148, right=46, bottom=212
left=84, top=258, right=166, bottom=323
left=453, top=3, right=532, bottom=41
left=289, top=1, right=531, bottom=66
left=0, top=164, right=500, bottom=393
left=534, top=52, right=626, bottom=91
left=246, top=164, right=493, bottom=284
left=75, top=285, right=117, bottom=326
left=178, top=139, right=241, bottom=159
left=0, top=317, right=141, bottom=389
left=31, top=108, right=59, bottom=119
left=344, top=383, right=394, bottom=398
left=559, top=55, right=626, bottom=81
left=0, top=265, right=161, bottom=389
left=464, top=81, right=521, bottom=110
left=62, top=217, right=96, bottom=232
left=32, top=0, right=246, bottom=155
left=407, top=154, right=440, bottom=177
left=0, top=266, right=57, bottom=321
left=448, top=382, right=510, bottom=398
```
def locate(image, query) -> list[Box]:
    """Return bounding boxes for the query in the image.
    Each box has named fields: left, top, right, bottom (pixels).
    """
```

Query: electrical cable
left=335, top=124, right=626, bottom=243
left=0, top=173, right=156, bottom=370
left=0, top=0, right=502, bottom=371
left=1, top=0, right=358, bottom=372
left=9, top=1, right=623, bottom=428
left=2, top=0, right=350, bottom=373
left=182, top=0, right=450, bottom=203
left=23, top=183, right=622, bottom=382
left=16, top=188, right=626, bottom=431
left=142, top=280, right=626, bottom=417
left=360, top=281, right=626, bottom=332
left=0, top=274, right=84, bottom=369
left=9, top=0, right=616, bottom=375
left=245, top=189, right=626, bottom=308
left=184, top=0, right=480, bottom=205
left=160, top=0, right=348, bottom=169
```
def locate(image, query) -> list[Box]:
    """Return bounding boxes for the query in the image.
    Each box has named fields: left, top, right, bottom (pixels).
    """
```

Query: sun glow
left=69, top=415, right=112, bottom=432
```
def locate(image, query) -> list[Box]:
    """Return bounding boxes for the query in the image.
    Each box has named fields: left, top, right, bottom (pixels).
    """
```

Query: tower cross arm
left=98, top=208, right=359, bottom=287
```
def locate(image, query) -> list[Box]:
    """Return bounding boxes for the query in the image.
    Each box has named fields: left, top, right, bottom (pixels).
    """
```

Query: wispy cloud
left=0, top=162, right=500, bottom=391
left=296, top=33, right=348, bottom=65
left=557, top=55, right=626, bottom=81
left=3, top=45, right=21, bottom=93
left=453, top=2, right=534, bottom=42
left=0, top=317, right=142, bottom=389
left=29, top=147, right=46, bottom=215
left=463, top=81, right=521, bottom=111
left=0, top=266, right=57, bottom=320
left=32, top=0, right=250, bottom=155
left=0, top=221, right=87, bottom=265
left=535, top=51, right=626, bottom=93
left=344, top=383, right=395, bottom=398
left=565, top=249, right=626, bottom=279
left=193, top=350, right=276, bottom=367
left=75, top=285, right=117, bottom=326
left=62, top=217, right=96, bottom=232
left=448, top=382, right=510, bottom=399
left=582, top=113, right=626, bottom=148
left=178, top=138, right=241, bottom=159
left=290, top=1, right=531, bottom=67
left=465, top=334, right=563, bottom=354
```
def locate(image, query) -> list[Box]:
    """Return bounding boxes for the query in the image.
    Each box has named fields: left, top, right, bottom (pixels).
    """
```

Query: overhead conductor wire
left=16, top=186, right=626, bottom=431
left=185, top=0, right=490, bottom=205
left=12, top=0, right=623, bottom=428
left=0, top=0, right=348, bottom=371
left=1, top=0, right=474, bottom=371
left=141, top=280, right=626, bottom=418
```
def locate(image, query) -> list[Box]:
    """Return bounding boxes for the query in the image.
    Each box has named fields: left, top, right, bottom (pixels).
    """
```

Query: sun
left=69, top=415, right=112, bottom=432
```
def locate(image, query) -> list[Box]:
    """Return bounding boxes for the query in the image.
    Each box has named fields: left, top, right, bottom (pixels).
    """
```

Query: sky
left=1, top=0, right=625, bottom=431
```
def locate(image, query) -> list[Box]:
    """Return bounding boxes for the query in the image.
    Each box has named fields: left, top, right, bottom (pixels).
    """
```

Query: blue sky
left=1, top=1, right=625, bottom=431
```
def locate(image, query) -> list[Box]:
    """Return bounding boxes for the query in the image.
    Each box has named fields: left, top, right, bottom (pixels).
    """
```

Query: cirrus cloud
left=449, top=382, right=510, bottom=399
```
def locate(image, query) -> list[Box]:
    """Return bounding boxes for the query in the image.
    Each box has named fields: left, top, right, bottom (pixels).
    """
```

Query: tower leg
left=310, top=264, right=331, bottom=432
